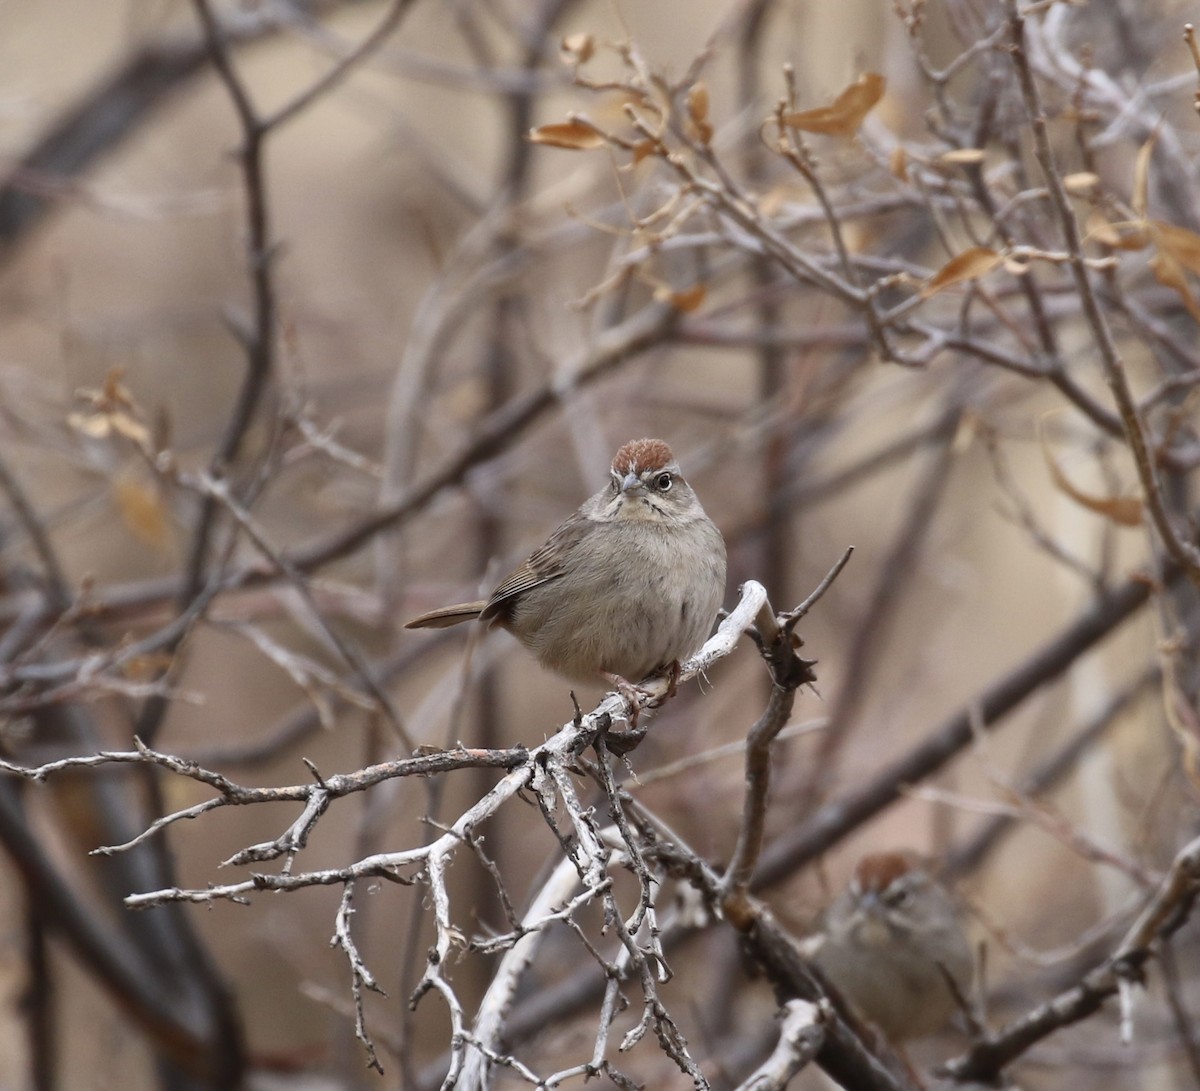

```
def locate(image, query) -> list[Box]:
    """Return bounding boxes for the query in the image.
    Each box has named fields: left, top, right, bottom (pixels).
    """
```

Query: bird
left=404, top=438, right=726, bottom=695
left=811, top=851, right=974, bottom=1041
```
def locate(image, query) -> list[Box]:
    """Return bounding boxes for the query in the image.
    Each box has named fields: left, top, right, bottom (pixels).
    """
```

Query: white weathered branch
left=121, top=580, right=768, bottom=909
left=734, top=1000, right=826, bottom=1091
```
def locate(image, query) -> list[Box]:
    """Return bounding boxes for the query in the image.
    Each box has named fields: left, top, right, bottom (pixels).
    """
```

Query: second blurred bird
left=811, top=851, right=974, bottom=1041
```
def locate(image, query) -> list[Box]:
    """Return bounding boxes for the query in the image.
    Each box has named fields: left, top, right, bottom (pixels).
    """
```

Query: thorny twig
left=6, top=3, right=1200, bottom=1087
left=721, top=553, right=845, bottom=904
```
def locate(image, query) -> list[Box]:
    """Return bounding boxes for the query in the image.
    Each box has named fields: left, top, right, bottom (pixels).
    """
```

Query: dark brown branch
left=178, top=0, right=279, bottom=608
left=0, top=452, right=71, bottom=613
left=723, top=559, right=842, bottom=901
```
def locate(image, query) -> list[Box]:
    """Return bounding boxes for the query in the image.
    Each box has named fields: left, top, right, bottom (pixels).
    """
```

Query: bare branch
left=734, top=1000, right=826, bottom=1091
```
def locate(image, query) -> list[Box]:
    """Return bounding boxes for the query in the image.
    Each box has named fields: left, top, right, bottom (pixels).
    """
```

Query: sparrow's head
left=838, top=852, right=955, bottom=945
left=601, top=438, right=703, bottom=523
left=815, top=850, right=974, bottom=1041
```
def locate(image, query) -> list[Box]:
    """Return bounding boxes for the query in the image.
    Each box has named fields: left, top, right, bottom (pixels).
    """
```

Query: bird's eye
left=884, top=884, right=914, bottom=909
left=655, top=472, right=673, bottom=491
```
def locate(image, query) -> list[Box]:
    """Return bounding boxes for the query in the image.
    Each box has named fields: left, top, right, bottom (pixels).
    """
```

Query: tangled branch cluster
left=1, top=1, right=1200, bottom=1089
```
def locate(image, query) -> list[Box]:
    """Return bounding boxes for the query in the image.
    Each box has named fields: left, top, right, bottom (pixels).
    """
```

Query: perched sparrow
left=812, top=852, right=974, bottom=1041
left=405, top=439, right=727, bottom=688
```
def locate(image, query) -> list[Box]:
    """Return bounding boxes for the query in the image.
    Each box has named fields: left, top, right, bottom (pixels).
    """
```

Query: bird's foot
left=602, top=672, right=645, bottom=714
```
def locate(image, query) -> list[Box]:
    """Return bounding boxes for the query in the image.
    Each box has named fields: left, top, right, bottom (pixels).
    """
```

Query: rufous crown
left=611, top=438, right=675, bottom=475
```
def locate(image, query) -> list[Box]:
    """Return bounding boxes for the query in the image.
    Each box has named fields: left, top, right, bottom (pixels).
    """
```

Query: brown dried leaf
left=629, top=139, right=658, bottom=165
left=654, top=283, right=706, bottom=312
left=1085, top=211, right=1149, bottom=250
left=687, top=82, right=713, bottom=144
left=560, top=32, right=594, bottom=64
left=120, top=651, right=175, bottom=682
left=938, top=148, right=986, bottom=166
left=782, top=72, right=885, bottom=137
left=67, top=412, right=112, bottom=439
left=920, top=246, right=1002, bottom=298
left=1041, top=433, right=1144, bottom=527
left=102, top=368, right=133, bottom=406
left=68, top=408, right=151, bottom=448
left=528, top=121, right=605, bottom=150
left=1153, top=220, right=1200, bottom=276
left=1063, top=171, right=1100, bottom=196
left=113, top=475, right=173, bottom=550
left=1132, top=133, right=1157, bottom=219
left=108, top=412, right=152, bottom=448
left=1150, top=249, right=1200, bottom=324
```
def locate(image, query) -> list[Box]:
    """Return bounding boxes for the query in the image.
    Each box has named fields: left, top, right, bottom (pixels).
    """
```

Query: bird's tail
left=403, top=601, right=488, bottom=629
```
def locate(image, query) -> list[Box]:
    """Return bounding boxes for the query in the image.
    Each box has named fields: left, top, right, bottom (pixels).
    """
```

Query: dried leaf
left=889, top=146, right=909, bottom=182
left=1153, top=220, right=1200, bottom=276
left=1041, top=433, right=1144, bottom=527
left=687, top=81, right=713, bottom=144
left=121, top=652, right=175, bottom=682
left=1150, top=249, right=1200, bottom=324
left=654, top=283, right=707, bottom=312
left=920, top=246, right=1003, bottom=298
left=68, top=412, right=112, bottom=438
left=68, top=409, right=151, bottom=447
left=113, top=475, right=173, bottom=550
left=560, top=32, right=594, bottom=64
left=1085, top=211, right=1149, bottom=250
left=782, top=72, right=885, bottom=137
left=71, top=366, right=155, bottom=450
left=108, top=412, right=152, bottom=447
left=938, top=148, right=986, bottom=165
left=102, top=369, right=132, bottom=406
left=1063, top=172, right=1099, bottom=196
left=627, top=138, right=658, bottom=166
left=1132, top=132, right=1157, bottom=219
left=528, top=121, right=605, bottom=150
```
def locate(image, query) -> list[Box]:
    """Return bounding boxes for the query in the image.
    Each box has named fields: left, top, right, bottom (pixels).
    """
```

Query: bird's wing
left=479, top=513, right=589, bottom=622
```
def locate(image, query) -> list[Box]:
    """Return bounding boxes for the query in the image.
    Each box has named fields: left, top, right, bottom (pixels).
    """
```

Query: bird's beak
left=857, top=891, right=884, bottom=918
left=620, top=471, right=644, bottom=494
left=851, top=891, right=892, bottom=946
